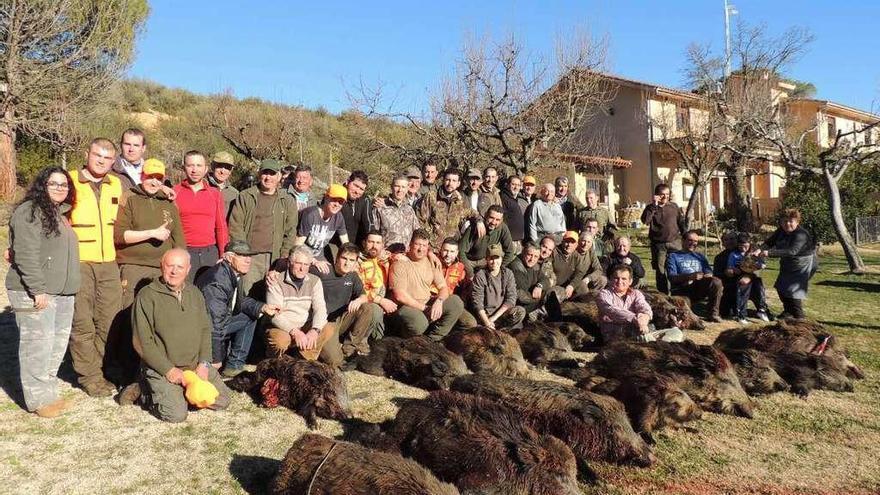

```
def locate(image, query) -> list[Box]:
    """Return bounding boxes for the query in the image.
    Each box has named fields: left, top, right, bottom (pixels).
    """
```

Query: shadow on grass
left=815, top=280, right=880, bottom=293
left=229, top=454, right=280, bottom=495
left=817, top=320, right=880, bottom=331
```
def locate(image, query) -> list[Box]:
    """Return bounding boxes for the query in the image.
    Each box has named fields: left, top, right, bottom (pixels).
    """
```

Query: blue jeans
left=212, top=313, right=256, bottom=370
left=735, top=276, right=768, bottom=318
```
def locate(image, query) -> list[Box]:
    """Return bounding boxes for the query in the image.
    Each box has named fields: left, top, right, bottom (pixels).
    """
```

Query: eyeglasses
left=46, top=181, right=70, bottom=190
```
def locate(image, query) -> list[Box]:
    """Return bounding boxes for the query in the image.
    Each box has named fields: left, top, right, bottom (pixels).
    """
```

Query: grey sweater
left=6, top=201, right=80, bottom=296
left=471, top=267, right=518, bottom=314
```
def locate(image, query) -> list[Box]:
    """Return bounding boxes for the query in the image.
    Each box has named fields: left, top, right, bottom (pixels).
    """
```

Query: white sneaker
left=737, top=318, right=750, bottom=325
left=756, top=311, right=770, bottom=322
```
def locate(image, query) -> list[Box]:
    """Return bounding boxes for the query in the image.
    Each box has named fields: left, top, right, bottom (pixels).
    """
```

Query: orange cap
left=523, top=175, right=537, bottom=186
left=562, top=231, right=579, bottom=242
left=326, top=183, right=348, bottom=201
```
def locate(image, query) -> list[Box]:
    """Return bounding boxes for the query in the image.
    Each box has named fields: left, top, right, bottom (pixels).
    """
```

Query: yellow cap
left=563, top=231, right=579, bottom=242
left=142, top=158, right=166, bottom=178
left=523, top=175, right=537, bottom=186
left=326, top=183, right=348, bottom=201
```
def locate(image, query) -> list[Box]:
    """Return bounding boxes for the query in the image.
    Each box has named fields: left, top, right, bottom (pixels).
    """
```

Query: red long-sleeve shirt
left=173, top=180, right=228, bottom=252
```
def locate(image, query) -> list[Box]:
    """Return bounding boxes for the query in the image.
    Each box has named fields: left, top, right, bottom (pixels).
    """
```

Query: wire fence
left=855, top=216, right=880, bottom=245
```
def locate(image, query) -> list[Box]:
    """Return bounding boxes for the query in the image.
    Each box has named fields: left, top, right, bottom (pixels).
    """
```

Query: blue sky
left=130, top=1, right=880, bottom=115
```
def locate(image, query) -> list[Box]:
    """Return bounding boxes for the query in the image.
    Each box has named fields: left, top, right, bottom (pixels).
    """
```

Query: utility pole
left=724, top=0, right=739, bottom=78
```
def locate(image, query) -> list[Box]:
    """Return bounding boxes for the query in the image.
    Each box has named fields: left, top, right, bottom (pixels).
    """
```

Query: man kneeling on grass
left=596, top=264, right=683, bottom=345
left=132, top=249, right=231, bottom=422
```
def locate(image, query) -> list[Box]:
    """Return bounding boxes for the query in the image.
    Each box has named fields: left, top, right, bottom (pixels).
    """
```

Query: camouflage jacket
left=575, top=205, right=613, bottom=235
left=372, top=197, right=421, bottom=250
left=417, top=188, right=481, bottom=247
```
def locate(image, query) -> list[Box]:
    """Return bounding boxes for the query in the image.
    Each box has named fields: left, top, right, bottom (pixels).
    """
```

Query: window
left=826, top=116, right=837, bottom=142
left=676, top=106, right=690, bottom=133
left=585, top=177, right=608, bottom=203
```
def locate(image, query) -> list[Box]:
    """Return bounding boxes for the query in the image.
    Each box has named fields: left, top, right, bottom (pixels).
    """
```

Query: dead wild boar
left=772, top=351, right=855, bottom=397
left=717, top=348, right=790, bottom=396
left=714, top=320, right=864, bottom=380
left=451, top=373, right=656, bottom=468
left=547, top=358, right=594, bottom=382
left=550, top=321, right=593, bottom=351
left=353, top=336, right=468, bottom=390
left=228, top=355, right=350, bottom=429
left=363, top=390, right=583, bottom=495
left=642, top=288, right=705, bottom=330
left=510, top=323, right=574, bottom=366
left=580, top=373, right=703, bottom=437
left=270, top=433, right=460, bottom=495
left=444, top=326, right=530, bottom=377
left=589, top=341, right=756, bottom=418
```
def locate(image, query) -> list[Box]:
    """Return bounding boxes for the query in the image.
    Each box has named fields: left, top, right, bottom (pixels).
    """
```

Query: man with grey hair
left=132, top=248, right=232, bottom=422
left=264, top=246, right=334, bottom=363
left=554, top=176, right=582, bottom=229
left=604, top=235, right=646, bottom=288
left=524, top=183, right=565, bottom=244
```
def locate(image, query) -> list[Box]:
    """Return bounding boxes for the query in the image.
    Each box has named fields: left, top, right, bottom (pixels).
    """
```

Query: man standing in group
left=419, top=161, right=439, bottom=196
left=114, top=158, right=186, bottom=392
left=509, top=242, right=550, bottom=319
left=641, top=183, right=685, bottom=294
left=459, top=205, right=515, bottom=278
left=667, top=230, right=723, bottom=322
left=207, top=151, right=239, bottom=215
left=294, top=184, right=350, bottom=273
left=69, top=138, right=124, bottom=397
left=525, top=183, right=565, bottom=244
left=470, top=244, right=525, bottom=329
left=418, top=168, right=484, bottom=248
left=576, top=189, right=614, bottom=238
left=288, top=164, right=318, bottom=212
left=522, top=175, right=537, bottom=202
left=462, top=168, right=483, bottom=212
left=340, top=170, right=372, bottom=247
left=500, top=175, right=527, bottom=255
left=373, top=174, right=421, bottom=252
left=196, top=241, right=280, bottom=378
left=389, top=229, right=464, bottom=341
left=228, top=158, right=298, bottom=298
left=555, top=176, right=582, bottom=229
left=132, top=249, right=231, bottom=422
left=174, top=150, right=229, bottom=282
left=405, top=166, right=422, bottom=206
left=477, top=166, right=502, bottom=217
left=111, top=128, right=147, bottom=190
left=312, top=244, right=383, bottom=361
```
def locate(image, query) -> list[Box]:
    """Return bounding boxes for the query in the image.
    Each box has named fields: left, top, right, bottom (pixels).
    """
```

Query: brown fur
left=511, top=323, right=574, bottom=365
left=443, top=326, right=530, bottom=377
left=451, top=373, right=656, bottom=468
left=772, top=351, right=855, bottom=396
left=549, top=321, right=593, bottom=351
left=581, top=373, right=703, bottom=434
left=714, top=319, right=865, bottom=379
left=360, top=390, right=583, bottom=495
left=270, top=433, right=460, bottom=494
left=354, top=336, right=468, bottom=390
left=643, top=288, right=705, bottom=330
left=587, top=341, right=756, bottom=418
left=228, top=355, right=350, bottom=429
left=717, top=348, right=790, bottom=396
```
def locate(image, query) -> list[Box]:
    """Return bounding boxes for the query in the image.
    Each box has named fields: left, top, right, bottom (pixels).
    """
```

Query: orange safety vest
left=69, top=170, right=122, bottom=263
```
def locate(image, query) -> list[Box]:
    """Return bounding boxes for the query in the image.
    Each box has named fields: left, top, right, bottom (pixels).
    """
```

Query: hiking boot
left=35, top=398, right=68, bottom=418
left=117, top=382, right=141, bottom=406
left=705, top=314, right=724, bottom=323
left=221, top=367, right=244, bottom=379
left=82, top=379, right=115, bottom=398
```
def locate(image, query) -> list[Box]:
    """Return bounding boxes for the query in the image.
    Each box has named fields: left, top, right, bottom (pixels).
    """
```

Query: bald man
left=131, top=248, right=231, bottom=422
left=524, top=183, right=565, bottom=244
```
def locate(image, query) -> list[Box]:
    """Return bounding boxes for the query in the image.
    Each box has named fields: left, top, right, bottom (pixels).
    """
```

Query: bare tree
left=682, top=23, right=814, bottom=231
left=747, top=112, right=879, bottom=273
left=352, top=32, right=617, bottom=174
left=0, top=0, right=148, bottom=199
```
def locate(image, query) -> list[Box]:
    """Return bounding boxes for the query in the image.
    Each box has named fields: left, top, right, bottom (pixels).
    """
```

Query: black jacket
left=500, top=189, right=525, bottom=242
left=196, top=260, right=263, bottom=333
left=604, top=252, right=646, bottom=287
left=341, top=196, right=372, bottom=247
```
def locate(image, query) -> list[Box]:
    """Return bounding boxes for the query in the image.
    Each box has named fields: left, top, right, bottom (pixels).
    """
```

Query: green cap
left=224, top=240, right=256, bottom=256
left=487, top=243, right=504, bottom=259
left=259, top=158, right=282, bottom=173
left=212, top=151, right=235, bottom=166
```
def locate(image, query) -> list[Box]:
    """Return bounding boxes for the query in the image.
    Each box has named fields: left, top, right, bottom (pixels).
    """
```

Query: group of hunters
left=6, top=128, right=817, bottom=421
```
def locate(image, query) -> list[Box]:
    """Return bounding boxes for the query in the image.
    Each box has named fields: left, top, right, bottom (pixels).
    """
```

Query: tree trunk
left=0, top=119, right=18, bottom=201
left=823, top=169, right=866, bottom=273
left=727, top=159, right=754, bottom=232
left=683, top=180, right=705, bottom=232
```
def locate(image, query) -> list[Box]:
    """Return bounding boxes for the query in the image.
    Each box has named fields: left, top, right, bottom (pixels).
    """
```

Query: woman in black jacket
left=6, top=166, right=80, bottom=417
left=760, top=209, right=817, bottom=319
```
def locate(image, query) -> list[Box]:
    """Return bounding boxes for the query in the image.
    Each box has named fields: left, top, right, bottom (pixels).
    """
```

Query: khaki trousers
left=70, top=262, right=122, bottom=388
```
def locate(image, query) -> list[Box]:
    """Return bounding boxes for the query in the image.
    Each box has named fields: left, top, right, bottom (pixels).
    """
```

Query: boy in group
left=294, top=184, right=350, bottom=273
left=726, top=233, right=772, bottom=324
left=470, top=244, right=526, bottom=329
